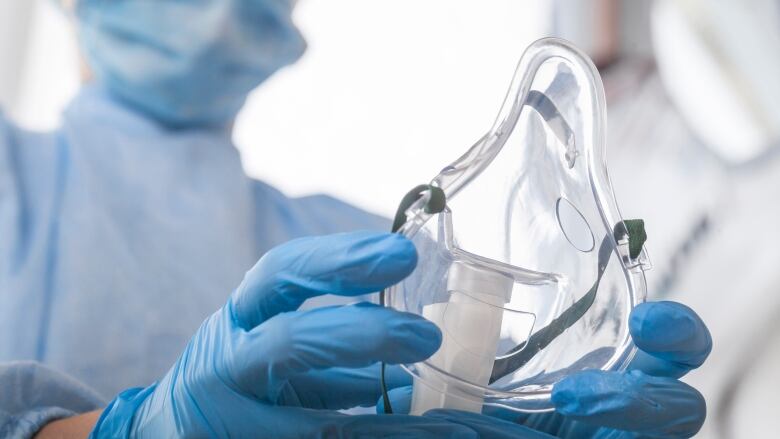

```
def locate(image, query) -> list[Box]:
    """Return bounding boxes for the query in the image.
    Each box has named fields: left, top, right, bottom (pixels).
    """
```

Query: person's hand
left=382, top=301, right=711, bottom=438
left=88, top=232, right=541, bottom=438
left=542, top=301, right=711, bottom=438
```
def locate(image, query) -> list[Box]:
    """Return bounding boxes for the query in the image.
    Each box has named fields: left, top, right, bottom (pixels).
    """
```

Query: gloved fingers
left=308, top=411, right=481, bottom=438
left=231, top=303, right=441, bottom=396
left=479, top=404, right=534, bottom=424
left=425, top=409, right=557, bottom=438
left=280, top=364, right=412, bottom=410
left=230, top=231, right=417, bottom=330
left=220, top=404, right=481, bottom=438
left=552, top=370, right=706, bottom=438
left=629, top=301, right=712, bottom=378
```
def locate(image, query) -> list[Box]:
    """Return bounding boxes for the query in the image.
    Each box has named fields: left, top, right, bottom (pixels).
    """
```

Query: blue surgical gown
left=0, top=85, right=387, bottom=435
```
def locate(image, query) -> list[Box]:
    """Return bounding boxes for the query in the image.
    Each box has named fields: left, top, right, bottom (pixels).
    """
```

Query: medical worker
left=0, top=0, right=711, bottom=437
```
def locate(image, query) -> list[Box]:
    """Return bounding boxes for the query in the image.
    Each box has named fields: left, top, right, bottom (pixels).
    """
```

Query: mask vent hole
left=556, top=197, right=594, bottom=252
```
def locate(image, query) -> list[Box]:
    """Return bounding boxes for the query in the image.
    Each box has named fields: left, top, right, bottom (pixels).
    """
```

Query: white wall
left=235, top=0, right=549, bottom=216
left=0, top=1, right=36, bottom=109
left=10, top=0, right=81, bottom=129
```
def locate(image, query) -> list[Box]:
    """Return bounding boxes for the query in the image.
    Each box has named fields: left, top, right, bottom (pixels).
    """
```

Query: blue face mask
left=77, top=0, right=306, bottom=128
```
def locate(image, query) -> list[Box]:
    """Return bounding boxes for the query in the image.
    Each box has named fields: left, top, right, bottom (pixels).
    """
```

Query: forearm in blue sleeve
left=0, top=361, right=104, bottom=438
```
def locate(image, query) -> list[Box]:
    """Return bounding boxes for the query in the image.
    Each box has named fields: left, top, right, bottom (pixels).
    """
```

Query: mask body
left=386, top=38, right=649, bottom=414
left=77, top=0, right=305, bottom=128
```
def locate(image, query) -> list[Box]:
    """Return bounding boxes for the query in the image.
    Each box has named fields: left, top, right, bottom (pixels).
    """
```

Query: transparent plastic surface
left=386, top=38, right=650, bottom=413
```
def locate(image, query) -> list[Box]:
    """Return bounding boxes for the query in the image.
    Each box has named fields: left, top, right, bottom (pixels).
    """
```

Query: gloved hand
left=382, top=301, right=712, bottom=438
left=88, top=231, right=542, bottom=438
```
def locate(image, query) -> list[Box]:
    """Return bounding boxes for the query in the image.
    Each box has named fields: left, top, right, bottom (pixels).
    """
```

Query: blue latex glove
left=382, top=301, right=712, bottom=438
left=88, top=231, right=537, bottom=438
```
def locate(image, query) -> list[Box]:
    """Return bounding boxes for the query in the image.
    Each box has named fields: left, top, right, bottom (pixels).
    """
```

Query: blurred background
left=1, top=0, right=778, bottom=436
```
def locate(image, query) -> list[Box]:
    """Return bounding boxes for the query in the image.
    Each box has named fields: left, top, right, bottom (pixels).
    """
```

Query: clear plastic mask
left=385, top=38, right=650, bottom=414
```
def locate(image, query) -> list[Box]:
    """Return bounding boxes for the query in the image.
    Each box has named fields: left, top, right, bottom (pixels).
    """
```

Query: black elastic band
left=489, top=219, right=647, bottom=383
